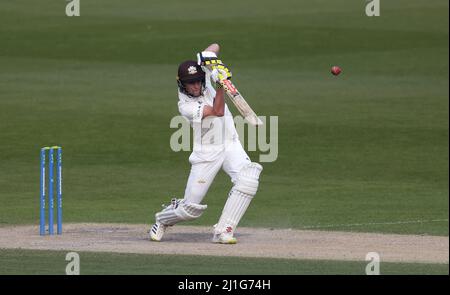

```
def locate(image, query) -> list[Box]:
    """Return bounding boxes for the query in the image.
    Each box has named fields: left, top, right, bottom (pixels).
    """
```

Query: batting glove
left=197, top=51, right=232, bottom=80
left=211, top=68, right=228, bottom=84
left=197, top=51, right=218, bottom=66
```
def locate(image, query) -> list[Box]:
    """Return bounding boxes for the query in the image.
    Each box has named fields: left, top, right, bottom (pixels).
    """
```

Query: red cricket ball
left=331, top=66, right=342, bottom=76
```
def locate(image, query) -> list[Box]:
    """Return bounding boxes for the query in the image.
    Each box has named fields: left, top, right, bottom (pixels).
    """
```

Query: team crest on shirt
left=188, top=66, right=197, bottom=75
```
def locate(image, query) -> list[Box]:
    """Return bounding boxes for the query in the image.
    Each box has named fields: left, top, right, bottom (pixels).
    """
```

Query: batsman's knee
left=234, top=162, right=263, bottom=196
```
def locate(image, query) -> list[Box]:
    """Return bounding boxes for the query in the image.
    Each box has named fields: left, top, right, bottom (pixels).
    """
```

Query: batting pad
left=234, top=162, right=263, bottom=195
left=156, top=199, right=207, bottom=226
left=215, top=162, right=263, bottom=235
left=215, top=190, right=253, bottom=235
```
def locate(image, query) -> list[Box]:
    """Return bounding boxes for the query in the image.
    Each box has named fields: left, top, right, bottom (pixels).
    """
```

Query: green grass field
left=0, top=0, right=448, bottom=274
left=0, top=249, right=448, bottom=275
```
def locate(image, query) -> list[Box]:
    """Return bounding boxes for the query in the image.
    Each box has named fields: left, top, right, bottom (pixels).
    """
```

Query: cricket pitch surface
left=0, top=223, right=448, bottom=264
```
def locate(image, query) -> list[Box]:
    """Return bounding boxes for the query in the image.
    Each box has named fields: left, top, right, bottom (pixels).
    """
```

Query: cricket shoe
left=212, top=225, right=237, bottom=244
left=212, top=232, right=237, bottom=244
left=149, top=222, right=168, bottom=242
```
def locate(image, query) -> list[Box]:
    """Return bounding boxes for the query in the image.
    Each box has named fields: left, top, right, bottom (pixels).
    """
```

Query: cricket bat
left=204, top=67, right=263, bottom=126
left=219, top=78, right=263, bottom=126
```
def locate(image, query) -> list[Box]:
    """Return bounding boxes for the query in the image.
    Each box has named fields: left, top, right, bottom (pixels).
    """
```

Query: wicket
left=40, top=146, right=63, bottom=235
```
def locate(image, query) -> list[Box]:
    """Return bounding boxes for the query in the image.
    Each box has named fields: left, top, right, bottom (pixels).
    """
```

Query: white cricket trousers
left=183, top=141, right=250, bottom=204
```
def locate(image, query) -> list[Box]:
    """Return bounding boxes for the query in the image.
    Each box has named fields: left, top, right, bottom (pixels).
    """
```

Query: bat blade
left=220, top=79, right=263, bottom=126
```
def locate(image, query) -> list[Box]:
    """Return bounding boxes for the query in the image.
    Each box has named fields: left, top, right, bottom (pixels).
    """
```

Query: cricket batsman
left=149, top=43, right=263, bottom=244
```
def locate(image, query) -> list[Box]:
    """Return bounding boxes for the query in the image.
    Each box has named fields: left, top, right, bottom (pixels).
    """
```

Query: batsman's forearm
left=204, top=43, right=220, bottom=55
left=212, top=87, right=225, bottom=117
